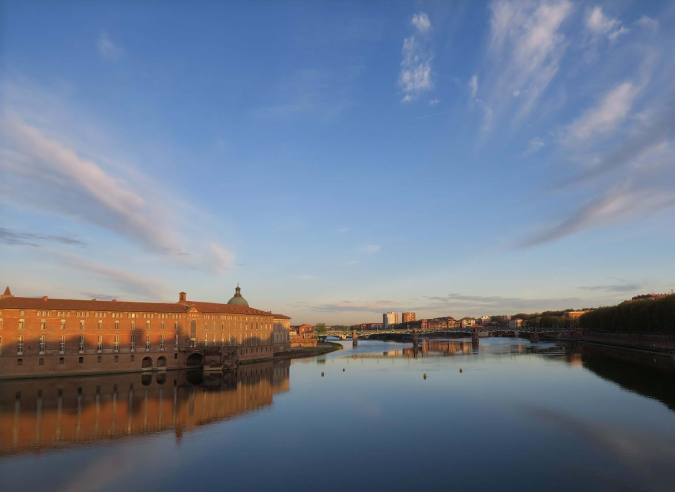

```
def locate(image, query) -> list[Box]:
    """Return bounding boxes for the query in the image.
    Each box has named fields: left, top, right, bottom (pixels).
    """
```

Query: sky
left=1, top=0, right=674, bottom=324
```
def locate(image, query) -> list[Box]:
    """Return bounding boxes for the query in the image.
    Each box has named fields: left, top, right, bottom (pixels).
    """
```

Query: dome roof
left=227, top=284, right=249, bottom=307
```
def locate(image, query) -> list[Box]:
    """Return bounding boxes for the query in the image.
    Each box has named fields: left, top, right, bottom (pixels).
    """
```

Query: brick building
left=272, top=314, right=291, bottom=352
left=402, top=311, right=416, bottom=323
left=0, top=286, right=290, bottom=379
left=289, top=324, right=317, bottom=347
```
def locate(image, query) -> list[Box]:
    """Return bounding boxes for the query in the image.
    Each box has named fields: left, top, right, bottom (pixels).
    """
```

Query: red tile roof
left=272, top=314, right=291, bottom=319
left=0, top=297, right=188, bottom=313
left=0, top=296, right=273, bottom=316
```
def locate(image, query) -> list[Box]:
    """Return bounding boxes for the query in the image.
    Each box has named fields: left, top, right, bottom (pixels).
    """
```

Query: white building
left=383, top=312, right=398, bottom=327
left=508, top=319, right=523, bottom=329
left=477, top=316, right=491, bottom=325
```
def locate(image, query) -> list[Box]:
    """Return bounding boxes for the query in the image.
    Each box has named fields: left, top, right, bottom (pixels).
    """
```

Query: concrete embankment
left=273, top=342, right=342, bottom=361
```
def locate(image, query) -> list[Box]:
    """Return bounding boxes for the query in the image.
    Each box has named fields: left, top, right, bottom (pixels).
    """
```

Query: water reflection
left=0, top=360, right=290, bottom=456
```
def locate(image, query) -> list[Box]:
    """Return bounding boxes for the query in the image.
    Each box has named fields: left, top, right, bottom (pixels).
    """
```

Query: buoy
left=459, top=368, right=463, bottom=373
left=342, top=368, right=345, bottom=372
left=321, top=372, right=325, bottom=377
left=423, top=373, right=427, bottom=380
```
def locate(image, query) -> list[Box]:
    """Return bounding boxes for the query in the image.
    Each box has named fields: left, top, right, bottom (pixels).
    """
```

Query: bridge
left=325, top=326, right=576, bottom=344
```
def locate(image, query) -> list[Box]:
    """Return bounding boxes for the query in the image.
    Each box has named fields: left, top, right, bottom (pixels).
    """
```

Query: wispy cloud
left=580, top=280, right=641, bottom=293
left=1, top=117, right=183, bottom=255
left=469, top=75, right=478, bottom=99
left=521, top=178, right=675, bottom=247
left=0, top=227, right=85, bottom=247
left=97, top=33, right=122, bottom=59
left=428, top=98, right=441, bottom=106
left=361, top=244, right=381, bottom=254
left=564, top=82, right=639, bottom=145
left=636, top=15, right=659, bottom=32
left=485, top=0, right=572, bottom=125
left=399, top=12, right=433, bottom=102
left=585, top=6, right=628, bottom=42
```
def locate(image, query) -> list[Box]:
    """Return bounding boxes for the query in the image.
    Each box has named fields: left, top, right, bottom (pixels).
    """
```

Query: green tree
left=316, top=323, right=327, bottom=335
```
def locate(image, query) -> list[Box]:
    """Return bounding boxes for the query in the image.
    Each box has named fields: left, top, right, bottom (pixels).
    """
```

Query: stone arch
left=157, top=356, right=167, bottom=368
left=142, top=356, right=153, bottom=369
left=185, top=352, right=203, bottom=367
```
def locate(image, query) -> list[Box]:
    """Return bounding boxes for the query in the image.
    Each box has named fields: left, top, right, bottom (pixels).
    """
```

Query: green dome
left=227, top=285, right=249, bottom=307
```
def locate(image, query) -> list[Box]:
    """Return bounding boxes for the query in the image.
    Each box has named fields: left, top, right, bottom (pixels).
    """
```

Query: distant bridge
left=325, top=327, right=575, bottom=343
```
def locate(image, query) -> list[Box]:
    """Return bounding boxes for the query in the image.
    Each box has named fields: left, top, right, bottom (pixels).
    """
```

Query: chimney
left=2, top=286, right=13, bottom=299
left=179, top=292, right=187, bottom=302
left=42, top=296, right=48, bottom=301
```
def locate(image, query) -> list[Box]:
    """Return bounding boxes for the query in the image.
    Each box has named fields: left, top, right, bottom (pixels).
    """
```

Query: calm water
left=1, top=338, right=675, bottom=492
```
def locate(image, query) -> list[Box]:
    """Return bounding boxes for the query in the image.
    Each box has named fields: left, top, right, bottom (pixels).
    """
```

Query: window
left=174, top=321, right=178, bottom=330
left=146, top=321, right=150, bottom=330
left=130, top=355, right=135, bottom=362
left=61, top=320, right=66, bottom=330
left=97, top=356, right=102, bottom=364
left=17, top=358, right=23, bottom=366
left=98, top=320, right=103, bottom=330
left=97, top=335, right=103, bottom=353
left=131, top=335, right=136, bottom=352
left=59, top=357, right=64, bottom=365
left=19, top=320, right=24, bottom=330
left=78, top=357, right=84, bottom=364
left=175, top=333, right=178, bottom=349
left=160, top=334, right=165, bottom=351
left=161, top=321, right=165, bottom=330
left=131, top=321, right=136, bottom=331
left=115, top=321, right=119, bottom=330
left=114, top=355, right=119, bottom=363
left=60, top=336, right=65, bottom=354
left=41, top=320, right=46, bottom=330
left=80, top=320, right=85, bottom=330
left=145, top=335, right=150, bottom=351
left=39, top=358, right=44, bottom=366
left=79, top=335, right=85, bottom=353
left=114, top=335, right=120, bottom=352
left=174, top=353, right=178, bottom=359
left=17, top=336, right=24, bottom=355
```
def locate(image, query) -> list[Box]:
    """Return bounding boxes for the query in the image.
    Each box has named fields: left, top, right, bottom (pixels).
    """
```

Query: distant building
left=383, top=312, right=399, bottom=328
left=360, top=323, right=383, bottom=330
left=460, top=318, right=476, bottom=328
left=477, top=316, right=491, bottom=325
left=402, top=311, right=416, bottom=323
left=508, top=319, right=523, bottom=329
left=289, top=324, right=317, bottom=348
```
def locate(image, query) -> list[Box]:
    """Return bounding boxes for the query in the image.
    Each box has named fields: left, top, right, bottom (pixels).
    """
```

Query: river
left=1, top=338, right=674, bottom=491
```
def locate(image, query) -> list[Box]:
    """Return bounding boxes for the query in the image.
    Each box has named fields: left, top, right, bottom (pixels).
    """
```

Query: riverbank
left=272, top=341, right=343, bottom=361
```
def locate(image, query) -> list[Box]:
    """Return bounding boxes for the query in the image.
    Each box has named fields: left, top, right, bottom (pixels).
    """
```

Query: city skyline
left=2, top=1, right=675, bottom=324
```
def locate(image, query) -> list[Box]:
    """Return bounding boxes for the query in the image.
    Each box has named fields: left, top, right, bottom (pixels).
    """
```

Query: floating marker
left=342, top=368, right=345, bottom=372
left=459, top=368, right=463, bottom=373
left=321, top=372, right=325, bottom=377
left=423, top=373, right=427, bottom=380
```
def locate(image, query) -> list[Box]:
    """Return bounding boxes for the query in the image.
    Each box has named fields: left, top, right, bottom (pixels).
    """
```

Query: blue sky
left=1, top=0, right=674, bottom=324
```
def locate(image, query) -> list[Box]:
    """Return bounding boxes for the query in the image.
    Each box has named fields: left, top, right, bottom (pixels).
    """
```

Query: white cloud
left=565, top=82, right=638, bottom=144
left=399, top=12, right=434, bottom=103
left=429, top=99, right=441, bottom=106
left=412, top=12, right=431, bottom=33
left=486, top=0, right=572, bottom=123
left=399, top=36, right=432, bottom=102
left=361, top=244, right=381, bottom=254
left=585, top=6, right=628, bottom=41
left=98, top=33, right=122, bottom=59
left=469, top=75, right=478, bottom=99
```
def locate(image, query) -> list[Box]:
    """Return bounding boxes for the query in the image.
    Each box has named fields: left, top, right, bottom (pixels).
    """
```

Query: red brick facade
left=0, top=287, right=288, bottom=379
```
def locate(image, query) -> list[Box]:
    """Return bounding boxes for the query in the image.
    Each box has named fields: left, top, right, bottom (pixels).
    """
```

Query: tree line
left=580, top=295, right=675, bottom=333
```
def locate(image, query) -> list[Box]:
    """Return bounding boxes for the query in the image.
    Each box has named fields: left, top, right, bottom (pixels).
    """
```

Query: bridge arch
left=185, top=353, right=203, bottom=368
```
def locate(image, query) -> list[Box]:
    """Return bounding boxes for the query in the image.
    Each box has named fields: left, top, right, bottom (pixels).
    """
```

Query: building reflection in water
left=0, top=360, right=290, bottom=456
